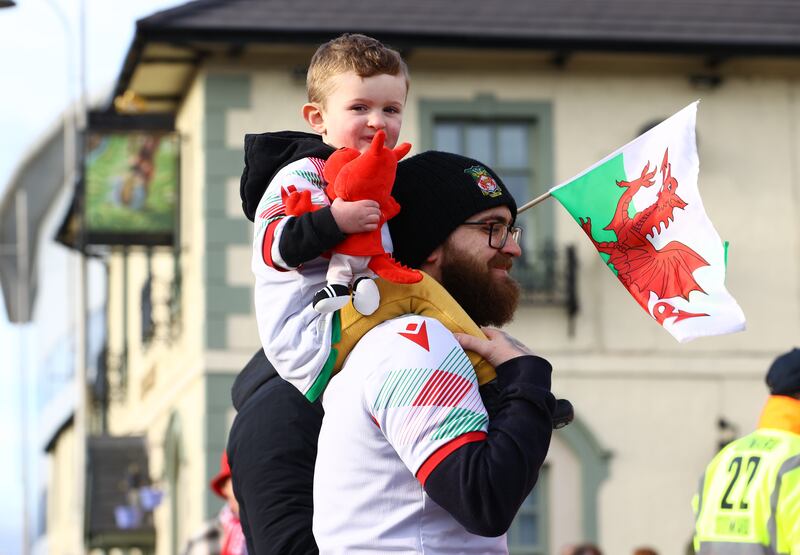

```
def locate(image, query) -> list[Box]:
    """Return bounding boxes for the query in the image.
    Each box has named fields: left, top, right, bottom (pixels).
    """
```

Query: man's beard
left=438, top=242, right=520, bottom=327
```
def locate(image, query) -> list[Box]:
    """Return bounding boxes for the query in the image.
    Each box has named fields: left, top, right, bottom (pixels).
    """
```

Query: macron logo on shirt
left=398, top=321, right=430, bottom=351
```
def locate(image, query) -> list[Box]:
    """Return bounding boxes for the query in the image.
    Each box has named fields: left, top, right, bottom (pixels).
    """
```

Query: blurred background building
left=2, top=0, right=799, bottom=554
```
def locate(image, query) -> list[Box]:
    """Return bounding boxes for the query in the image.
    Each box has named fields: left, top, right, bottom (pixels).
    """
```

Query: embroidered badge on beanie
left=464, top=166, right=503, bottom=198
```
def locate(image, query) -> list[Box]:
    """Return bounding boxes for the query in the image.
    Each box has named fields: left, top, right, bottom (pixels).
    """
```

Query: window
left=507, top=466, right=549, bottom=554
left=140, top=247, right=182, bottom=347
left=422, top=97, right=556, bottom=297
left=141, top=274, right=154, bottom=344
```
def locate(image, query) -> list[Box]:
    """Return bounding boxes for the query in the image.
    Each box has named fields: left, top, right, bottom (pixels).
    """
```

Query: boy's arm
left=276, top=198, right=382, bottom=268
left=256, top=167, right=380, bottom=270
left=277, top=207, right=345, bottom=268
left=254, top=159, right=346, bottom=270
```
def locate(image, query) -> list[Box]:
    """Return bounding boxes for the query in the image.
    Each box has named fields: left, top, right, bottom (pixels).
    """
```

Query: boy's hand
left=454, top=327, right=535, bottom=368
left=331, top=198, right=381, bottom=233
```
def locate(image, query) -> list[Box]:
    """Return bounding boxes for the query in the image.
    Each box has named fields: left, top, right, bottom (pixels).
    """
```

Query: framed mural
left=83, top=113, right=178, bottom=246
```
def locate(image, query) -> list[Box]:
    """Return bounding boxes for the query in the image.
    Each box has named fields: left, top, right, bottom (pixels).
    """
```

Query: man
left=693, top=347, right=800, bottom=554
left=312, top=151, right=556, bottom=553
left=228, top=150, right=561, bottom=554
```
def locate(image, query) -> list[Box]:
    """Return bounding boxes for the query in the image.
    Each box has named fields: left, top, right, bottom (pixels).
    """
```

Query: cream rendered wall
left=175, top=71, right=207, bottom=370
left=544, top=435, right=583, bottom=548
left=106, top=246, right=207, bottom=554
left=102, top=74, right=212, bottom=554
left=147, top=378, right=207, bottom=555
left=152, top=73, right=210, bottom=554
left=220, top=66, right=311, bottom=365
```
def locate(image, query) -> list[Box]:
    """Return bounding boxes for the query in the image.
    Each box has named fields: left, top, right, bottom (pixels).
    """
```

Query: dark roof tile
left=134, top=0, right=800, bottom=52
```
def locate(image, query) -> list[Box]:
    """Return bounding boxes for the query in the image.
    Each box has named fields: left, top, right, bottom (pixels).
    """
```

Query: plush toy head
left=323, top=131, right=411, bottom=203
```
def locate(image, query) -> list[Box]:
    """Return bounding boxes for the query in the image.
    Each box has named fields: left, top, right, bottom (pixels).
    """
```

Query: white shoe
left=353, top=277, right=379, bottom=315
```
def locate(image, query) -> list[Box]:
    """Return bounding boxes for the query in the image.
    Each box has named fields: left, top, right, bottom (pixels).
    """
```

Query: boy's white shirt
left=251, top=155, right=393, bottom=396
left=252, top=156, right=335, bottom=396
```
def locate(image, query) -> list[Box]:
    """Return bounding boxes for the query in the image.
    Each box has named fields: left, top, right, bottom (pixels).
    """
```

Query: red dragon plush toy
left=284, top=131, right=422, bottom=315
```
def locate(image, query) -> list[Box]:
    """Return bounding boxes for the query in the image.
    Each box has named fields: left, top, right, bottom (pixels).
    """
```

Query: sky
left=0, top=0, right=186, bottom=553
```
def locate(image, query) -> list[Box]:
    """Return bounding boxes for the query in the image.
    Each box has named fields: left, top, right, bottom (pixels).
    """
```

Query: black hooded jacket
left=239, top=131, right=343, bottom=267
left=228, top=349, right=324, bottom=555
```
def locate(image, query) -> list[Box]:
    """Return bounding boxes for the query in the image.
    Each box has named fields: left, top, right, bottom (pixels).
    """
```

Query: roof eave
left=112, top=26, right=800, bottom=109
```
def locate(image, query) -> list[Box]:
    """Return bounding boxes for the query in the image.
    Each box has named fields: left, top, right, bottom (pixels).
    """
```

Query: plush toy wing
left=392, top=142, right=412, bottom=161
left=382, top=196, right=402, bottom=220
left=282, top=186, right=317, bottom=216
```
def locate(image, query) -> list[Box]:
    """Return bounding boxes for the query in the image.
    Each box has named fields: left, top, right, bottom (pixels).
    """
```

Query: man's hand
left=330, top=198, right=381, bottom=234
left=454, top=327, right=534, bottom=368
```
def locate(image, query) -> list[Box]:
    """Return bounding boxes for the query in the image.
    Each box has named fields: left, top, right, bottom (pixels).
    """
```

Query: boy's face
left=304, top=70, right=407, bottom=152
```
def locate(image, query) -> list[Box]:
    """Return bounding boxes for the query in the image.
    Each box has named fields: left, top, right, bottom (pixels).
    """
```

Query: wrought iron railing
left=511, top=243, right=579, bottom=329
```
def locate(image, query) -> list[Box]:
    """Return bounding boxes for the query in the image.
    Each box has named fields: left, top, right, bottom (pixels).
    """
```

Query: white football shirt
left=314, top=315, right=508, bottom=554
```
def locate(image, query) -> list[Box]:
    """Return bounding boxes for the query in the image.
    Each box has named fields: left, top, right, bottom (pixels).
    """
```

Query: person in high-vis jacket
left=693, top=347, right=800, bottom=554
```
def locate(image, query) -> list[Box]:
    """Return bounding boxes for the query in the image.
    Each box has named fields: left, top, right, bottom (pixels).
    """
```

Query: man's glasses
left=460, top=221, right=523, bottom=249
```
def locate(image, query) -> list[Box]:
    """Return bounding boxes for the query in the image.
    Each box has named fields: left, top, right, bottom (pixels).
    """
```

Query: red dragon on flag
left=577, top=149, right=709, bottom=316
left=546, top=102, right=745, bottom=341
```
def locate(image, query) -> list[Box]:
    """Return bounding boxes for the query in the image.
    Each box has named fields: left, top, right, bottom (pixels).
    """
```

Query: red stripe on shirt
left=309, top=157, right=327, bottom=179
left=412, top=370, right=471, bottom=408
left=261, top=202, right=285, bottom=221
left=261, top=219, right=288, bottom=271
left=416, top=431, right=487, bottom=487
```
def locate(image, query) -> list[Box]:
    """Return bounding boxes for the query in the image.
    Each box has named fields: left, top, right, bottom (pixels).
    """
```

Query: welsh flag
left=550, top=102, right=745, bottom=342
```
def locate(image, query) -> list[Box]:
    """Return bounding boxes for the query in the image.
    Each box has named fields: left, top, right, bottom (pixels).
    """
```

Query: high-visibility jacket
left=693, top=396, right=800, bottom=555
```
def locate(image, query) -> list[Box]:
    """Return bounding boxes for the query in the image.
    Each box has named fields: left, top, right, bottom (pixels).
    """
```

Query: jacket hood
left=231, top=349, right=277, bottom=411
left=240, top=131, right=335, bottom=221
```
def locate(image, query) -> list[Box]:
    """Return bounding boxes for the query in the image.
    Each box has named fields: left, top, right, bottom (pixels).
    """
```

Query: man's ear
left=302, top=103, right=326, bottom=135
left=419, top=244, right=443, bottom=281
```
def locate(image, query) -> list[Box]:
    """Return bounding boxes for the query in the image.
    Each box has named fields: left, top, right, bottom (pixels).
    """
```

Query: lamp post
left=0, top=200, right=31, bottom=555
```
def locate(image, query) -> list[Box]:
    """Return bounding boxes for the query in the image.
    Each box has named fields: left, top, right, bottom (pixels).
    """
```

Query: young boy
left=240, top=34, right=411, bottom=400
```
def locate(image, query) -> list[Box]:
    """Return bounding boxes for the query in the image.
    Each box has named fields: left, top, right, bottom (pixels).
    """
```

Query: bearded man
left=312, top=151, right=556, bottom=554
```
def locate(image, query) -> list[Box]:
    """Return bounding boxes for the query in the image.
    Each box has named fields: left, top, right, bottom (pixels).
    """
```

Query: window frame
left=506, top=464, right=550, bottom=554
left=420, top=95, right=556, bottom=296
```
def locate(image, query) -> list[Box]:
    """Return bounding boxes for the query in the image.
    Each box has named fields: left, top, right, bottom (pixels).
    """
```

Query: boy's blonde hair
left=307, top=33, right=409, bottom=105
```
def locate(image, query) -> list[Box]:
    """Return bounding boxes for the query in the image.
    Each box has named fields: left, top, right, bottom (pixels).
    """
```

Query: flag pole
left=517, top=191, right=552, bottom=214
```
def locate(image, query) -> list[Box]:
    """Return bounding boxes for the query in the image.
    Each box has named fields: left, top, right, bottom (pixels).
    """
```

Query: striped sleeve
left=363, top=317, right=488, bottom=482
left=253, top=157, right=331, bottom=270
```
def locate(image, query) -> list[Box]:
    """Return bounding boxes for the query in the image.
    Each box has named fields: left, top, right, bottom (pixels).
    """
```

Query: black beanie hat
left=766, top=347, right=800, bottom=396
left=389, top=151, right=517, bottom=269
